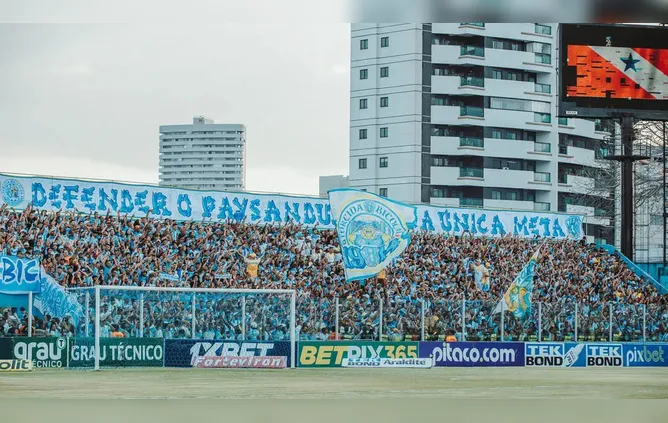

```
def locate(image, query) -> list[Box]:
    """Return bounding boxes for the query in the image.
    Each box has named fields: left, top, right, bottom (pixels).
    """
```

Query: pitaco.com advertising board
left=298, top=341, right=419, bottom=368
left=164, top=340, right=291, bottom=368
left=419, top=342, right=525, bottom=367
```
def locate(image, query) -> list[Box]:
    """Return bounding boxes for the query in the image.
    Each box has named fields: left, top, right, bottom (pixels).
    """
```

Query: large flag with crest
left=328, top=188, right=417, bottom=282
left=493, top=244, right=543, bottom=319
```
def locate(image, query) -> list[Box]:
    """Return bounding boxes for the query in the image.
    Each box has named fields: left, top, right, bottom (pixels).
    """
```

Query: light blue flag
left=493, top=244, right=542, bottom=319
left=328, top=188, right=417, bottom=282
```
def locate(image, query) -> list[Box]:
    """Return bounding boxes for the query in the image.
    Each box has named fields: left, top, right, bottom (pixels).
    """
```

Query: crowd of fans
left=1, top=204, right=666, bottom=342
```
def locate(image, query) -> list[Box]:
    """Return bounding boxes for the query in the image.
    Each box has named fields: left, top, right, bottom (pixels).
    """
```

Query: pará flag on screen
left=493, top=244, right=542, bottom=319
left=328, top=188, right=417, bottom=282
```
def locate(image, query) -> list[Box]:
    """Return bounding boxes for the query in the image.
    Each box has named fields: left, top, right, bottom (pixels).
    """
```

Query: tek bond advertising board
left=525, top=343, right=626, bottom=367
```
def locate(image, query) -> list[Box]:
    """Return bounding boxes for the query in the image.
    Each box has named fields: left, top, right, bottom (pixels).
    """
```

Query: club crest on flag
left=494, top=246, right=542, bottom=319
left=328, top=189, right=417, bottom=281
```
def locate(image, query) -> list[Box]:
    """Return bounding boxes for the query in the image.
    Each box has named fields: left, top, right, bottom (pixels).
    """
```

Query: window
left=491, top=130, right=502, bottom=139
left=492, top=190, right=501, bottom=200
left=432, top=157, right=448, bottom=166
left=359, top=128, right=367, bottom=139
left=380, top=66, right=389, bottom=78
left=535, top=24, right=552, bottom=35
left=379, top=157, right=388, bottom=168
left=380, top=96, right=389, bottom=107
left=358, top=158, right=367, bottom=169
left=380, top=127, right=388, bottom=138
left=558, top=117, right=568, bottom=125
left=491, top=70, right=502, bottom=80
left=359, top=98, right=368, bottom=109
left=379, top=188, right=388, bottom=197
left=360, top=39, right=368, bottom=50
left=432, top=187, right=446, bottom=198
left=360, top=69, right=368, bottom=79
left=381, top=36, right=389, bottom=47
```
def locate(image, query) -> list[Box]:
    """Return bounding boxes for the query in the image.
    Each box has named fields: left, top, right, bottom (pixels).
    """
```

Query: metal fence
left=52, top=290, right=668, bottom=343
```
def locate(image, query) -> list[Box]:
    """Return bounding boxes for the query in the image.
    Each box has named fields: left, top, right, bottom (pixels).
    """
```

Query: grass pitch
left=1, top=367, right=667, bottom=399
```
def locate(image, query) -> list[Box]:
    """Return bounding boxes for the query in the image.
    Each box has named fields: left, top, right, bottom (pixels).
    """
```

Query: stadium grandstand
left=1, top=203, right=666, bottom=343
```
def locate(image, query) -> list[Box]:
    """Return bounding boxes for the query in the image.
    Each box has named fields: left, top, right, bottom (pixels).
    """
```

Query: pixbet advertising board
left=298, top=342, right=419, bottom=368
left=164, top=340, right=291, bottom=368
left=623, top=343, right=668, bottom=367
left=419, top=342, right=524, bottom=367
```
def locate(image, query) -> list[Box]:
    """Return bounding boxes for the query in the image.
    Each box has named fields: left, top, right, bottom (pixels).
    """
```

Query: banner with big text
left=419, top=341, right=525, bottom=367
left=164, top=339, right=291, bottom=368
left=298, top=341, right=419, bottom=368
left=0, top=173, right=584, bottom=240
left=68, top=337, right=164, bottom=367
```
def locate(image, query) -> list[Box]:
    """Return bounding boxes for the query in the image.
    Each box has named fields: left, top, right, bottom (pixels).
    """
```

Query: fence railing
left=58, top=290, right=668, bottom=343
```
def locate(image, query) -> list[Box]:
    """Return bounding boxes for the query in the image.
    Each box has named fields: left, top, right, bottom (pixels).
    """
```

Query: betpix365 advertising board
left=298, top=342, right=419, bottom=368
left=419, top=342, right=524, bottom=367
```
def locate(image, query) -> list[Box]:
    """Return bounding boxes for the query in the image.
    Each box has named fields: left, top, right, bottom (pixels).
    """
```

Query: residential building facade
left=159, top=116, right=246, bottom=191
left=349, top=23, right=614, bottom=243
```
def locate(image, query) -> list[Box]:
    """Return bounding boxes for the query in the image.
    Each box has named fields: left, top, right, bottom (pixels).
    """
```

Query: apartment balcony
left=460, top=198, right=484, bottom=207
left=565, top=204, right=611, bottom=226
left=460, top=136, right=484, bottom=148
left=533, top=142, right=552, bottom=154
left=558, top=145, right=606, bottom=168
left=484, top=199, right=534, bottom=211
left=430, top=197, right=461, bottom=207
left=483, top=108, right=551, bottom=132
left=534, top=202, right=551, bottom=212
left=432, top=45, right=485, bottom=66
left=460, top=167, right=484, bottom=178
left=483, top=78, right=535, bottom=99
left=460, top=76, right=485, bottom=88
left=558, top=174, right=610, bottom=197
left=431, top=105, right=462, bottom=123
left=432, top=76, right=484, bottom=96
left=558, top=117, right=609, bottom=140
left=460, top=105, right=485, bottom=118
left=484, top=48, right=552, bottom=73
left=431, top=136, right=544, bottom=162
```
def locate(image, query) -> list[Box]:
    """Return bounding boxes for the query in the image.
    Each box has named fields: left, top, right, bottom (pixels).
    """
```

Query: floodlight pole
left=604, top=115, right=648, bottom=259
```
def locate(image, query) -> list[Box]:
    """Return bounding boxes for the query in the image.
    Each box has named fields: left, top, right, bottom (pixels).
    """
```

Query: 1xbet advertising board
left=164, top=340, right=291, bottom=368
left=419, top=342, right=524, bottom=367
left=623, top=343, right=668, bottom=367
left=298, top=342, right=419, bottom=368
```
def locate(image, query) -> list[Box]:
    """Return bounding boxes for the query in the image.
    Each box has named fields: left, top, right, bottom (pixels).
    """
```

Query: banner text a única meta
left=298, top=342, right=419, bottom=367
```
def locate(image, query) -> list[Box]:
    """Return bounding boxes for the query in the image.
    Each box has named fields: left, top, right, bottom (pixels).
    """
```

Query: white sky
left=0, top=1, right=351, bottom=196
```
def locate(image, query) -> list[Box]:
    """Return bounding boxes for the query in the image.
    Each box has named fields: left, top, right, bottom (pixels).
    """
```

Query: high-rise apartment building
left=349, top=23, right=614, bottom=243
left=159, top=116, right=246, bottom=191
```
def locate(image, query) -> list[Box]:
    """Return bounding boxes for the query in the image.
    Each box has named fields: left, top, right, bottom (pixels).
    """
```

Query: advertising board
left=12, top=337, right=68, bottom=368
left=419, top=342, right=524, bottom=367
left=164, top=340, right=291, bottom=368
left=342, top=357, right=432, bottom=368
left=298, top=342, right=419, bottom=368
left=0, top=359, right=33, bottom=372
left=68, top=337, right=164, bottom=367
left=623, top=343, right=668, bottom=367
left=193, top=355, right=287, bottom=369
left=525, top=343, right=586, bottom=367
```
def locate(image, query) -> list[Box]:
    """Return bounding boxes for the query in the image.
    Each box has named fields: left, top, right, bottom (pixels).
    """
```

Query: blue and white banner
left=0, top=173, right=585, bottom=240
left=493, top=245, right=542, bottom=319
left=624, top=343, right=668, bottom=367
left=328, top=189, right=417, bottom=281
left=0, top=256, right=83, bottom=326
left=0, top=256, right=41, bottom=293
